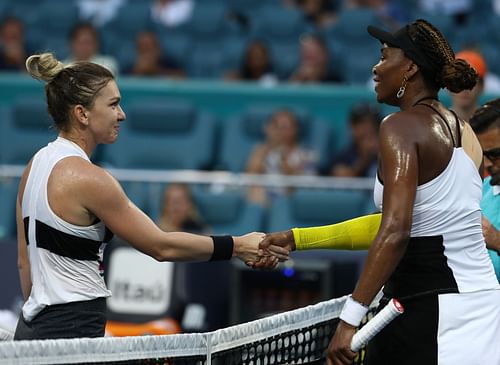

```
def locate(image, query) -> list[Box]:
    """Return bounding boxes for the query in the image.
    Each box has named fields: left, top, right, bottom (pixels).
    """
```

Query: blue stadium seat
left=252, top=5, right=308, bottom=45
left=40, top=35, right=70, bottom=60
left=222, top=33, right=249, bottom=72
left=185, top=43, right=227, bottom=79
left=110, top=39, right=136, bottom=75
left=187, top=2, right=228, bottom=42
left=228, top=0, right=266, bottom=21
left=147, top=185, right=264, bottom=235
left=184, top=3, right=232, bottom=78
left=267, top=189, right=371, bottom=232
left=121, top=181, right=150, bottom=215
left=0, top=107, right=19, bottom=240
left=481, top=42, right=500, bottom=76
left=101, top=2, right=153, bottom=63
left=3, top=1, right=39, bottom=28
left=268, top=189, right=370, bottom=298
left=100, top=100, right=216, bottom=170
left=250, top=5, right=309, bottom=79
left=154, top=25, right=192, bottom=67
left=218, top=105, right=333, bottom=173
left=325, top=8, right=382, bottom=84
left=34, top=0, right=79, bottom=39
left=0, top=1, right=9, bottom=19
left=193, top=189, right=264, bottom=235
left=269, top=43, right=300, bottom=80
left=408, top=11, right=454, bottom=44
left=0, top=98, right=57, bottom=165
left=0, top=178, right=18, bottom=239
left=103, top=2, right=153, bottom=40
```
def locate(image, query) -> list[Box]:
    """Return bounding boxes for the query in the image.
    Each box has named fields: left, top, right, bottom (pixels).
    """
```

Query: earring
left=396, top=76, right=407, bottom=99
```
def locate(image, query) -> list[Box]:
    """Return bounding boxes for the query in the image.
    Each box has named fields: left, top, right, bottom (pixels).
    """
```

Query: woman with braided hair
left=256, top=19, right=500, bottom=365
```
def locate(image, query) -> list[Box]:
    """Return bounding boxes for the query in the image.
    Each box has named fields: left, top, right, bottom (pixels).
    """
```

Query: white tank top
left=373, top=148, right=499, bottom=293
left=22, top=137, right=112, bottom=321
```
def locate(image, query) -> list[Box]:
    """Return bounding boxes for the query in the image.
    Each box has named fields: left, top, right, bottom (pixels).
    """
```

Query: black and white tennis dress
left=367, top=121, right=500, bottom=364
left=14, top=137, right=112, bottom=340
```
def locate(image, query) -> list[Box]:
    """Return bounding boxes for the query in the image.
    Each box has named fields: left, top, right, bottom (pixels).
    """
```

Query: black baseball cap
left=367, top=23, right=436, bottom=75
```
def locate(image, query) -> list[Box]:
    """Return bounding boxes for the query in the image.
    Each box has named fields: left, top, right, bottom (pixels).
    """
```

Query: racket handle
left=350, top=298, right=404, bottom=352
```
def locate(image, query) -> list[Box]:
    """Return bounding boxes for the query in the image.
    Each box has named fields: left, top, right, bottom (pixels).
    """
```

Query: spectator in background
left=0, top=17, right=30, bottom=72
left=76, top=0, right=126, bottom=27
left=330, top=102, right=381, bottom=178
left=124, top=31, right=185, bottom=78
left=157, top=184, right=208, bottom=234
left=246, top=109, right=316, bottom=205
left=450, top=49, right=485, bottom=121
left=297, top=0, right=338, bottom=30
left=495, top=0, right=500, bottom=16
left=225, top=40, right=277, bottom=86
left=64, top=22, right=119, bottom=75
left=289, top=34, right=342, bottom=83
left=469, top=99, right=500, bottom=282
left=151, top=0, right=194, bottom=28
left=345, top=0, right=408, bottom=29
left=417, top=0, right=472, bottom=24
left=456, top=48, right=500, bottom=94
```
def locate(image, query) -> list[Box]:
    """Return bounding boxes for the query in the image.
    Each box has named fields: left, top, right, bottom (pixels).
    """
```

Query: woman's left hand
left=326, top=320, right=358, bottom=365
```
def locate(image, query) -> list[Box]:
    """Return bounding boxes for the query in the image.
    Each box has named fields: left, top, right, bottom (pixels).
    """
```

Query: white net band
left=0, top=295, right=349, bottom=365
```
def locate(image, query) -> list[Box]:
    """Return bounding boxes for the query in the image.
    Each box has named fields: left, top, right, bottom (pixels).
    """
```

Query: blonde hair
left=24, top=52, right=114, bottom=132
left=25, top=53, right=65, bottom=82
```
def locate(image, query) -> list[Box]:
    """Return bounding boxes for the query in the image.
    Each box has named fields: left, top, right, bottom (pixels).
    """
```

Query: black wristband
left=209, top=235, right=234, bottom=261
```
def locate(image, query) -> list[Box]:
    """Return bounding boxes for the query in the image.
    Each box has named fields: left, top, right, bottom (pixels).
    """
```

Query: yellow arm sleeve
left=292, top=213, right=382, bottom=251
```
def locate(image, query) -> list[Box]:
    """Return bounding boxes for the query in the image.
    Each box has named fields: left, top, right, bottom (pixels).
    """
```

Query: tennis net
left=0, top=295, right=376, bottom=365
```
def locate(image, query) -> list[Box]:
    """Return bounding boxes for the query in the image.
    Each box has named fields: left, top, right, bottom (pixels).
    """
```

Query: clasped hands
left=235, top=230, right=296, bottom=269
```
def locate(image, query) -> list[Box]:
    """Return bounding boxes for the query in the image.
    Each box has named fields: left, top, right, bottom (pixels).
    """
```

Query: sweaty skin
left=328, top=45, right=470, bottom=365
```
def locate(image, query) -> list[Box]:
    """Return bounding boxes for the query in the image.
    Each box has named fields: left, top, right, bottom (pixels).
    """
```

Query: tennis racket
left=350, top=298, right=404, bottom=352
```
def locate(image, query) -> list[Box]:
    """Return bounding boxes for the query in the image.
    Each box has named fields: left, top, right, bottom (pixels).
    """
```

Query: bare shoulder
left=52, top=156, right=122, bottom=197
left=379, top=110, right=424, bottom=140
left=462, top=122, right=483, bottom=169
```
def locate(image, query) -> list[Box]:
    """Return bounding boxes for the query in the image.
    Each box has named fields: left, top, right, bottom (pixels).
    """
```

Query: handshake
left=233, top=230, right=296, bottom=269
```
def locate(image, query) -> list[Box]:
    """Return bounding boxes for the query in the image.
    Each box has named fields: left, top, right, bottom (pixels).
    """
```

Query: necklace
left=412, top=96, right=438, bottom=107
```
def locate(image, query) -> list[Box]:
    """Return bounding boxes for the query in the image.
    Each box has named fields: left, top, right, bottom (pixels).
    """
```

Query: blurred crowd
left=1, top=0, right=499, bottom=225
left=0, top=0, right=499, bottom=90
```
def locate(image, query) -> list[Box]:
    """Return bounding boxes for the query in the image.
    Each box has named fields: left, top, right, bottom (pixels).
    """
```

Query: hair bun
left=25, top=53, right=65, bottom=83
left=441, top=59, right=478, bottom=93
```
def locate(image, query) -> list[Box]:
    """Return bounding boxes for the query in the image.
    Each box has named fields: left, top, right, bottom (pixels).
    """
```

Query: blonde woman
left=14, top=53, right=287, bottom=340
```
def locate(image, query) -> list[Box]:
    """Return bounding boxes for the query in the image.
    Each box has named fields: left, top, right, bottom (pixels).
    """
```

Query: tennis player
left=257, top=19, right=500, bottom=365
left=14, top=53, right=288, bottom=340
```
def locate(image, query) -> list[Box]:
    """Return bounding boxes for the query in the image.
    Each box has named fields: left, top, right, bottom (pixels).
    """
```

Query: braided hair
left=408, top=19, right=477, bottom=92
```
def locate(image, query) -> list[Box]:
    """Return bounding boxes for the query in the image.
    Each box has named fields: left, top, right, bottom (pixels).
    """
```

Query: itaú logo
left=107, top=247, right=175, bottom=315
left=112, top=281, right=167, bottom=302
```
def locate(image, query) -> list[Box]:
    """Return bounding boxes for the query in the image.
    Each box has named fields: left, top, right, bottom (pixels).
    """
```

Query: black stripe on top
left=35, top=219, right=103, bottom=261
left=23, top=217, right=30, bottom=246
left=104, top=227, right=114, bottom=243
left=384, top=235, right=459, bottom=299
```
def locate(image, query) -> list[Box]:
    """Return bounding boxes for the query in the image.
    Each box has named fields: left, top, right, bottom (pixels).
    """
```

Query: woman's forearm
left=292, top=213, right=382, bottom=251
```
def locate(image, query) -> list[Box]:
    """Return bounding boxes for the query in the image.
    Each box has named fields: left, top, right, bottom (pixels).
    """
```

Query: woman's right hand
left=250, top=230, right=296, bottom=269
left=233, top=232, right=289, bottom=268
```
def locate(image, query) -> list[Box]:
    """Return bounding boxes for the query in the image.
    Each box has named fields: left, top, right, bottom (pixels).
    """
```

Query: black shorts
left=14, top=298, right=107, bottom=340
